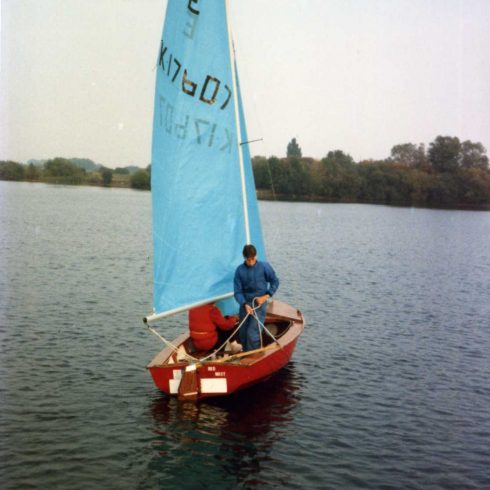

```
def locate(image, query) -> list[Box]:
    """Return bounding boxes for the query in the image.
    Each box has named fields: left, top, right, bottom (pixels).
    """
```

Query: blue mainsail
left=150, top=0, right=265, bottom=318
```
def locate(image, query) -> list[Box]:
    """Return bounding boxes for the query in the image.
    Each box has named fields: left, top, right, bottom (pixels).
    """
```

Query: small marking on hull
left=200, top=378, right=227, bottom=393
left=169, top=379, right=180, bottom=393
left=169, top=369, right=183, bottom=393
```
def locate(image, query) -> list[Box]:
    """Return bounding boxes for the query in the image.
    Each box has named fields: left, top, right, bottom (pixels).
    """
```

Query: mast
left=225, top=0, right=251, bottom=245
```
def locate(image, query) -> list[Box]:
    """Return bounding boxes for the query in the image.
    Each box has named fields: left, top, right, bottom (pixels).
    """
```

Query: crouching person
left=188, top=303, right=238, bottom=351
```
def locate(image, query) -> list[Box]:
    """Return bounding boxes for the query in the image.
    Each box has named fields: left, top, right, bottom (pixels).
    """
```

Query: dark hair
left=242, top=244, right=257, bottom=258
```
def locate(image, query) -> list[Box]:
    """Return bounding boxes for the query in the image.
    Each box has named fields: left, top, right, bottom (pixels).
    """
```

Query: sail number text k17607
left=159, top=42, right=232, bottom=111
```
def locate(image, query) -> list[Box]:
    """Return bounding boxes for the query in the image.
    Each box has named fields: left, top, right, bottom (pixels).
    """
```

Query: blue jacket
left=233, top=260, right=279, bottom=307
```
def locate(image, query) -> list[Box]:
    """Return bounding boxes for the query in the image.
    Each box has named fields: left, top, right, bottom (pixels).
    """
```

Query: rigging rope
left=251, top=298, right=281, bottom=348
left=198, top=312, right=250, bottom=362
left=147, top=298, right=281, bottom=364
left=147, top=325, right=199, bottom=363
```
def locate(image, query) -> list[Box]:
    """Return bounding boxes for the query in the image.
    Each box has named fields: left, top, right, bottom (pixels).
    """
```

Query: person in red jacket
left=188, top=303, right=238, bottom=351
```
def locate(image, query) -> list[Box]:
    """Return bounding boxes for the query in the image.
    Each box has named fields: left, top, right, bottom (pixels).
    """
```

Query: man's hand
left=245, top=304, right=253, bottom=315
left=255, top=294, right=270, bottom=306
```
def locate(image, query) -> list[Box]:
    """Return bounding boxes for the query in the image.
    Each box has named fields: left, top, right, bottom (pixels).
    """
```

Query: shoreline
left=3, top=179, right=490, bottom=211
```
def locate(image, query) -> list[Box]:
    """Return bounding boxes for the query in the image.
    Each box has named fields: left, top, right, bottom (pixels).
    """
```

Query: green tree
left=100, top=167, right=113, bottom=186
left=288, top=157, right=312, bottom=196
left=405, top=169, right=434, bottom=205
left=264, top=157, right=293, bottom=194
left=252, top=156, right=271, bottom=189
left=43, top=158, right=85, bottom=184
left=273, top=159, right=294, bottom=194
left=456, top=168, right=490, bottom=204
left=44, top=158, right=82, bottom=176
left=323, top=150, right=355, bottom=167
left=130, top=169, right=150, bottom=189
left=25, top=163, right=40, bottom=181
left=428, top=136, right=461, bottom=172
left=286, top=138, right=302, bottom=158
left=427, top=173, right=459, bottom=206
left=70, top=158, right=97, bottom=172
left=358, top=164, right=389, bottom=203
left=0, top=161, right=24, bottom=181
left=460, top=140, right=489, bottom=170
left=87, top=172, right=102, bottom=185
left=319, top=151, right=360, bottom=200
left=391, top=143, right=428, bottom=168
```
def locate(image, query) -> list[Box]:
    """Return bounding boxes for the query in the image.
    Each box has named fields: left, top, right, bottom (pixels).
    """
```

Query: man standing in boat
left=234, top=244, right=279, bottom=351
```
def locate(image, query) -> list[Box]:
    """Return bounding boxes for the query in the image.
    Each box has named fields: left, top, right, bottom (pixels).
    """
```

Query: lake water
left=1, top=181, right=489, bottom=489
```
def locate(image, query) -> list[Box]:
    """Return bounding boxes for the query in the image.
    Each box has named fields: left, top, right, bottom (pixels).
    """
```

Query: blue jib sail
left=151, top=0, right=265, bottom=317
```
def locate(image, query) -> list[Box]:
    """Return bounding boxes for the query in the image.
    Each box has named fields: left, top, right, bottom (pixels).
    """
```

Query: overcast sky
left=1, top=0, right=489, bottom=167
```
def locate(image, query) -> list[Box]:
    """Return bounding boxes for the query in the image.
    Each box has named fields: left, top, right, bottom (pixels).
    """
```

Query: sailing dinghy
left=144, top=0, right=304, bottom=401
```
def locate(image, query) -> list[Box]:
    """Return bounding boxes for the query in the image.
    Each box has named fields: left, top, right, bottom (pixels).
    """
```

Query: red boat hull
left=147, top=300, right=304, bottom=401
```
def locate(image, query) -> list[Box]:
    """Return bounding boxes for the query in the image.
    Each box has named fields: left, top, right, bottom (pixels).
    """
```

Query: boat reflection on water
left=148, top=364, right=305, bottom=487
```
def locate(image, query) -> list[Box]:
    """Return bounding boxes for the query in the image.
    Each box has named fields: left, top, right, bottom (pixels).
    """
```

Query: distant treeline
left=253, top=136, right=490, bottom=208
left=2, top=135, right=490, bottom=208
left=0, top=158, right=151, bottom=190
